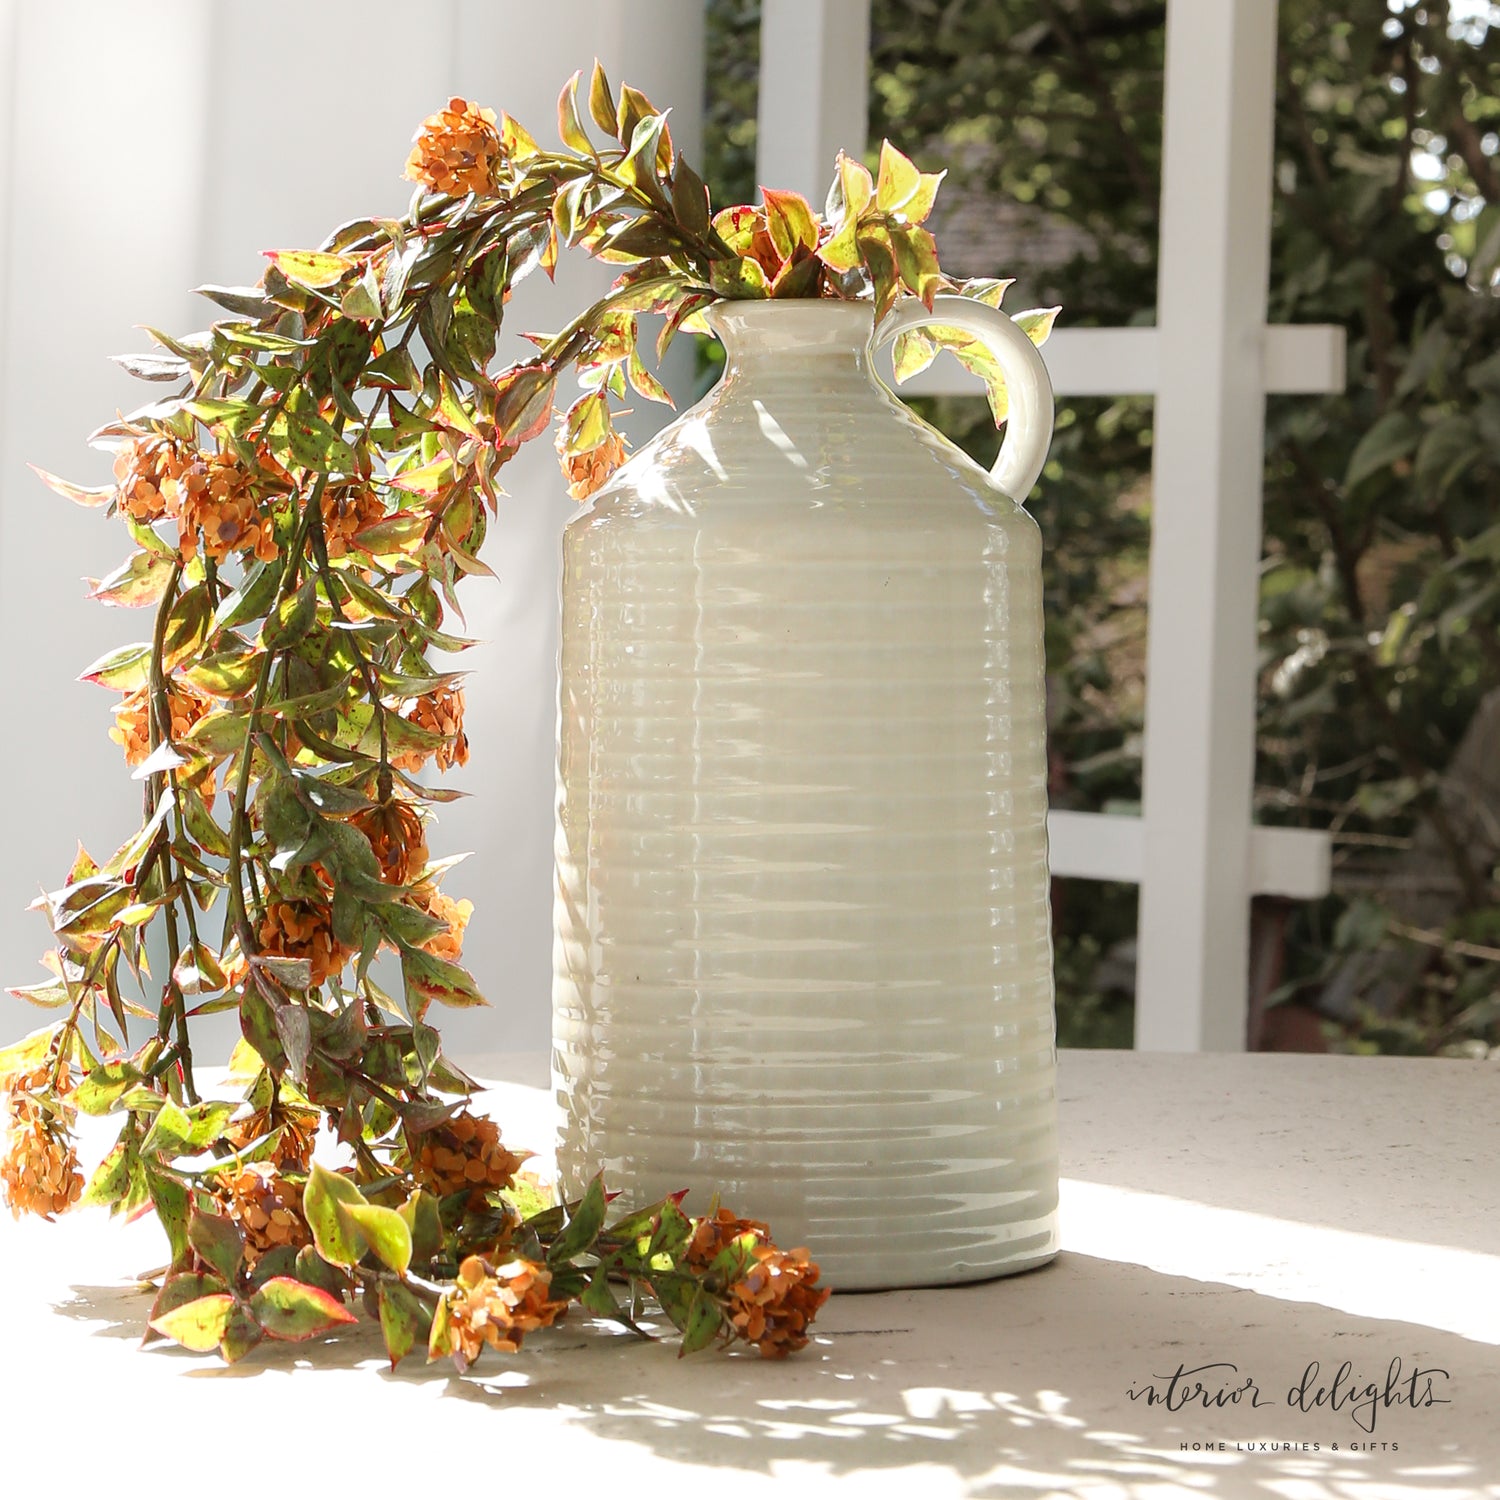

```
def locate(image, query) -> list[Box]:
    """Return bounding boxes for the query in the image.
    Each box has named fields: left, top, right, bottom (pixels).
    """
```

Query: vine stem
left=142, top=557, right=200, bottom=1101
left=225, top=476, right=328, bottom=958
left=306, top=506, right=391, bottom=797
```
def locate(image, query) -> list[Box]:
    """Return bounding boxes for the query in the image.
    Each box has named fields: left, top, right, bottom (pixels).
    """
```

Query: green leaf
left=303, top=1161, right=365, bottom=1268
left=709, top=257, right=769, bottom=300
left=1345, top=411, right=1420, bottom=490
left=677, top=1287, right=725, bottom=1356
left=73, top=1058, right=144, bottom=1115
left=149, top=1292, right=237, bottom=1352
left=588, top=61, right=618, bottom=137
left=81, top=1142, right=135, bottom=1209
left=182, top=709, right=251, bottom=757
left=264, top=248, right=357, bottom=289
left=293, top=1246, right=349, bottom=1299
left=249, top=1276, right=358, bottom=1340
left=219, top=1302, right=265, bottom=1363
left=891, top=327, right=939, bottom=384
left=400, top=946, right=487, bottom=1012
left=247, top=1244, right=300, bottom=1289
left=0, top=1021, right=63, bottom=1082
left=147, top=1271, right=227, bottom=1344
left=148, top=1168, right=192, bottom=1265
left=671, top=157, right=712, bottom=241
left=340, top=265, right=382, bottom=321
left=1415, top=415, right=1484, bottom=497
left=79, top=642, right=152, bottom=691
left=816, top=217, right=861, bottom=274
left=268, top=405, right=357, bottom=474
left=398, top=1188, right=445, bottom=1262
left=1012, top=305, right=1060, bottom=348
left=549, top=1173, right=608, bottom=1263
left=142, top=1098, right=234, bottom=1156
left=647, top=1200, right=693, bottom=1261
left=182, top=785, right=232, bottom=858
left=427, top=1287, right=454, bottom=1361
left=761, top=188, right=818, bottom=259
left=557, top=70, right=595, bottom=157
left=856, top=224, right=900, bottom=321
left=492, top=364, right=557, bottom=446
left=7, top=978, right=70, bottom=1010
left=580, top=1264, right=621, bottom=1318
left=342, top=1202, right=413, bottom=1274
left=87, top=550, right=176, bottom=609
left=188, top=1206, right=245, bottom=1283
left=890, top=224, right=944, bottom=307
left=260, top=578, right=318, bottom=651
left=620, top=113, right=672, bottom=202
left=215, top=556, right=284, bottom=632
left=195, top=283, right=275, bottom=318
left=30, top=464, right=113, bottom=507
left=875, top=139, right=922, bottom=213
left=377, top=1281, right=431, bottom=1370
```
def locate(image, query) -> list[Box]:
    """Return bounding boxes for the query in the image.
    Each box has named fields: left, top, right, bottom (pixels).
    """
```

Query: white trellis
left=757, top=0, right=1346, bottom=1050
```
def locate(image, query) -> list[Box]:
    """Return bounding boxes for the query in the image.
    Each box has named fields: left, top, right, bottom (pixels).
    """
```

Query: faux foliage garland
left=0, top=65, right=1055, bottom=1370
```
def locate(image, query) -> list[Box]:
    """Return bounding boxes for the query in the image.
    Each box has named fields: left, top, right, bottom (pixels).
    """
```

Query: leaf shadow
left=52, top=1252, right=1493, bottom=1496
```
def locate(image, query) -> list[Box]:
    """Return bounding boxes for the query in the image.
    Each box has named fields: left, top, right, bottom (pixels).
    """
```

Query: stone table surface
left=3, top=1049, right=1497, bottom=1499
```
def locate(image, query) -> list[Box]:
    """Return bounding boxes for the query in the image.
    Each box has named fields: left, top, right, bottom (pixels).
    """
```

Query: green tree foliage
left=705, top=0, right=1500, bottom=1053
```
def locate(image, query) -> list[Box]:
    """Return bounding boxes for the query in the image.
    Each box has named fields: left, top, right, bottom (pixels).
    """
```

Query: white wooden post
left=756, top=0, right=870, bottom=204
left=763, top=0, right=1345, bottom=1049
left=1135, top=0, right=1281, bottom=1051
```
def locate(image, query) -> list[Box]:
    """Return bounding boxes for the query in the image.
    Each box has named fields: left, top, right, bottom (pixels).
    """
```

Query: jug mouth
left=703, top=297, right=877, bottom=357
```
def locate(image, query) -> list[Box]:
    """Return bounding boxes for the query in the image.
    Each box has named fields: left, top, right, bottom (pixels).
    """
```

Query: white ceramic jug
left=553, top=296, right=1058, bottom=1290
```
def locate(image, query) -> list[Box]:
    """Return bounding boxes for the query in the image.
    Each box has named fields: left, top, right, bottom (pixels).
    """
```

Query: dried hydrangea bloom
left=441, top=1255, right=568, bottom=1364
left=686, top=1206, right=830, bottom=1358
left=258, top=899, right=352, bottom=989
left=352, top=798, right=428, bottom=887
left=725, top=1243, right=830, bottom=1358
left=685, top=1206, right=773, bottom=1267
left=413, top=882, right=473, bottom=963
left=405, top=97, right=502, bottom=199
left=165, top=449, right=279, bottom=566
left=410, top=1111, right=525, bottom=1203
left=322, top=488, right=386, bottom=560
left=392, top=686, right=470, bottom=773
left=213, top=1163, right=310, bottom=1267
left=1, top=1065, right=83, bottom=1220
left=557, top=425, right=629, bottom=501
left=113, top=433, right=192, bottom=523
left=221, top=1105, right=318, bottom=1171
left=110, top=681, right=211, bottom=767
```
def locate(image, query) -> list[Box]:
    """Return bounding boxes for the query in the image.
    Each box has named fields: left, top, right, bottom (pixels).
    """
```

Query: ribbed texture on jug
left=550, top=301, right=1059, bottom=1291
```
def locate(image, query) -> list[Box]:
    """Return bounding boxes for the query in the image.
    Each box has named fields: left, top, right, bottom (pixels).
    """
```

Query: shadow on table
left=54, top=1251, right=1491, bottom=1498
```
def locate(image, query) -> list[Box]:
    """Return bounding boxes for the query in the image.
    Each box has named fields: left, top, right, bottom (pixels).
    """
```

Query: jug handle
left=871, top=295, right=1057, bottom=503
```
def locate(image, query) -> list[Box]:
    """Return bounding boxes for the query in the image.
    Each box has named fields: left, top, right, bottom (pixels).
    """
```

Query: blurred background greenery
left=701, top=0, right=1500, bottom=1056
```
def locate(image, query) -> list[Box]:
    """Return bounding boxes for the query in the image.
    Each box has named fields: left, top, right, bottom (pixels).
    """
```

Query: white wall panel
left=0, top=0, right=703, bottom=1051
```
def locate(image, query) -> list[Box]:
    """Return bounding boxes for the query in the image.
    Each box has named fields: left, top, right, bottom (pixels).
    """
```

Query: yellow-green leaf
left=1013, top=305, right=1060, bottom=347
left=303, top=1161, right=365, bottom=1268
left=557, top=70, right=595, bottom=157
left=588, top=60, right=618, bottom=138
left=342, top=1202, right=412, bottom=1275
left=250, top=1276, right=357, bottom=1340
left=875, top=140, right=921, bottom=214
left=263, top=249, right=357, bottom=289
left=149, top=1292, right=237, bottom=1352
left=761, top=188, right=818, bottom=260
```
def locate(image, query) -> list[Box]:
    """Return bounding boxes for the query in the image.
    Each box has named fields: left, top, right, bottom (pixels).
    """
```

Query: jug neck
left=704, top=300, right=877, bottom=385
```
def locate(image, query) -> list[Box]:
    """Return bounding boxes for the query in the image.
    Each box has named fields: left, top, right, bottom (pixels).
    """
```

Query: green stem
left=225, top=478, right=327, bottom=957
left=307, top=505, right=391, bottom=796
